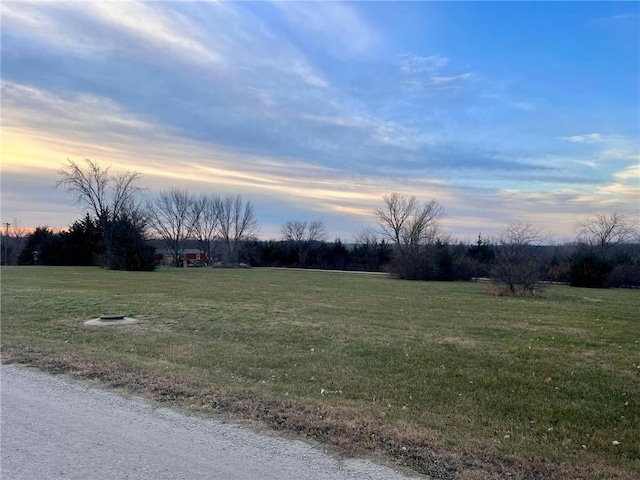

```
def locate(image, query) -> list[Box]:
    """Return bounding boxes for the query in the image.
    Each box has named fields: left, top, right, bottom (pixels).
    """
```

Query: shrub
left=569, top=251, right=613, bottom=288
left=491, top=255, right=543, bottom=295
left=605, top=264, right=640, bottom=288
left=490, top=223, right=545, bottom=295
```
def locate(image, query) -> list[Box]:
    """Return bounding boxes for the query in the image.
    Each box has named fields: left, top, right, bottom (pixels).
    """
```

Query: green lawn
left=1, top=266, right=638, bottom=479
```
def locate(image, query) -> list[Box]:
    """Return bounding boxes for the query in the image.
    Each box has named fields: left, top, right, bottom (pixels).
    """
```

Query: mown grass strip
left=1, top=266, right=638, bottom=479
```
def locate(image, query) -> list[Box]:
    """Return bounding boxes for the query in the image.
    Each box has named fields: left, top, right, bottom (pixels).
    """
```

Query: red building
left=154, top=249, right=206, bottom=267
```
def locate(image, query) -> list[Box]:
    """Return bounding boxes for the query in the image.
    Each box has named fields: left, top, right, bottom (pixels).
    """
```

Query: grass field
left=1, top=266, right=638, bottom=479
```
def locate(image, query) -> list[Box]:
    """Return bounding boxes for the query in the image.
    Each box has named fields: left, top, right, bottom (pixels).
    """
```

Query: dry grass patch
left=1, top=345, right=604, bottom=480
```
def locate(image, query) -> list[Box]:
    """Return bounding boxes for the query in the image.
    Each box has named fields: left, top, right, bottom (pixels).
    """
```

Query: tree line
left=370, top=192, right=639, bottom=292
left=7, top=160, right=639, bottom=292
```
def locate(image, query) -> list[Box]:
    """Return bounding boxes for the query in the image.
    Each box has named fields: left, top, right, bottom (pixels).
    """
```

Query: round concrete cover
left=84, top=315, right=138, bottom=326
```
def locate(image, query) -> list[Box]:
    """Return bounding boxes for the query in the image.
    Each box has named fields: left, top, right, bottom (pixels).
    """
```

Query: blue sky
left=2, top=1, right=638, bottom=241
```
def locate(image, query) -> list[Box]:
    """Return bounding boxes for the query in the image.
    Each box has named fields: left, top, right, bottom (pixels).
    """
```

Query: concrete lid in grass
left=84, top=315, right=138, bottom=326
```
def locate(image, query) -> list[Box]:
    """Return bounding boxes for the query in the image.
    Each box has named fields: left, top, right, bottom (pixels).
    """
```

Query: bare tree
left=576, top=212, right=639, bottom=254
left=400, top=200, right=444, bottom=247
left=57, top=159, right=142, bottom=222
left=191, top=194, right=221, bottom=265
left=281, top=219, right=326, bottom=267
left=146, top=188, right=196, bottom=266
left=354, top=226, right=380, bottom=248
left=281, top=220, right=306, bottom=244
left=57, top=159, right=146, bottom=266
left=375, top=193, right=418, bottom=245
left=491, top=223, right=545, bottom=295
left=375, top=193, right=443, bottom=247
left=375, top=193, right=445, bottom=279
left=216, top=195, right=259, bottom=263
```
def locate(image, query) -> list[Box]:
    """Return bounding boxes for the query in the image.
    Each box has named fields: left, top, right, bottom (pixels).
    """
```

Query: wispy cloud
left=560, top=133, right=639, bottom=166
left=398, top=54, right=449, bottom=74
left=595, top=12, right=640, bottom=24
left=613, top=163, right=640, bottom=182
left=79, top=2, right=222, bottom=65
left=431, top=73, right=472, bottom=85
left=4, top=79, right=637, bottom=240
left=397, top=53, right=473, bottom=92
left=1, top=2, right=94, bottom=53
left=2, top=82, right=158, bottom=144
left=1, top=1, right=327, bottom=89
left=287, top=61, right=329, bottom=89
left=1, top=82, right=454, bottom=229
left=272, top=2, right=378, bottom=59
left=1, top=1, right=222, bottom=67
left=574, top=160, right=597, bottom=168
left=561, top=133, right=608, bottom=144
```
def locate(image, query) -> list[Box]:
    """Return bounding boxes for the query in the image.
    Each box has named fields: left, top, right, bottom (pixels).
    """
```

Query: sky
left=1, top=1, right=639, bottom=242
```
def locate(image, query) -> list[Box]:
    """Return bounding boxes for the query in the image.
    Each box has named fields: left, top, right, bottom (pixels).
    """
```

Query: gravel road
left=1, top=364, right=423, bottom=480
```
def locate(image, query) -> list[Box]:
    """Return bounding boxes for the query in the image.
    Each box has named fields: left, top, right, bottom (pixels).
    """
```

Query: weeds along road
left=1, top=364, right=423, bottom=480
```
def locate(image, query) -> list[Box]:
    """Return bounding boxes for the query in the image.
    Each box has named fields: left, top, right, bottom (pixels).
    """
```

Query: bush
left=569, top=251, right=613, bottom=288
left=548, top=261, right=571, bottom=284
left=18, top=227, right=62, bottom=265
left=491, top=255, right=543, bottom=295
left=605, top=264, right=640, bottom=288
left=490, top=224, right=545, bottom=295
left=99, top=217, right=157, bottom=271
left=18, top=217, right=156, bottom=271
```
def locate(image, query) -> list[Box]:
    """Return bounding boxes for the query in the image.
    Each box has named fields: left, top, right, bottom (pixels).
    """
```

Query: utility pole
left=3, top=222, right=10, bottom=266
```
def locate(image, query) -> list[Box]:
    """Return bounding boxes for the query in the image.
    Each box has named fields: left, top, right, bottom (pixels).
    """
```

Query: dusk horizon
left=2, top=1, right=638, bottom=243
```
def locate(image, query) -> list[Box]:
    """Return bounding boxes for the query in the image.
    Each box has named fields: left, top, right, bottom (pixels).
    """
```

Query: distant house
left=154, top=249, right=206, bottom=267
